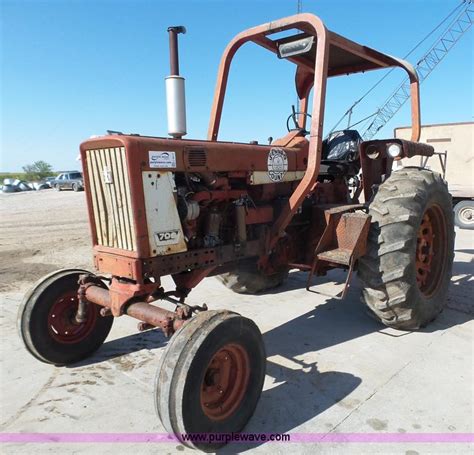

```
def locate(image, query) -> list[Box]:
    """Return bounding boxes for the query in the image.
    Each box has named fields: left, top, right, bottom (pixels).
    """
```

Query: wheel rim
left=47, top=291, right=97, bottom=344
left=458, top=206, right=474, bottom=225
left=416, top=204, right=447, bottom=297
left=200, top=343, right=250, bottom=421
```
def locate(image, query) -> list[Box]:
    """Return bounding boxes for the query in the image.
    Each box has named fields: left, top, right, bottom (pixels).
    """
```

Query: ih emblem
left=102, top=166, right=113, bottom=184
left=267, top=147, right=288, bottom=182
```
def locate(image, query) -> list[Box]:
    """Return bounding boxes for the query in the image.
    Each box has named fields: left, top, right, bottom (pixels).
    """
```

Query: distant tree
left=22, top=161, right=54, bottom=180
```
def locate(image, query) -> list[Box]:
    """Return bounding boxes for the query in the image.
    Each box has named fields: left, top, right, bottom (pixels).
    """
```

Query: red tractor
left=19, top=14, right=454, bottom=451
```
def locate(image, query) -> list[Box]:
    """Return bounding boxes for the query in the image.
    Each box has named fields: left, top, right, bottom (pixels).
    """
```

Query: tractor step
left=306, top=206, right=371, bottom=298
left=317, top=248, right=352, bottom=266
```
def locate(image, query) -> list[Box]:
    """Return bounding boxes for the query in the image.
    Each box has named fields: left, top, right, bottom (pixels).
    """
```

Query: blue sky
left=1, top=0, right=473, bottom=172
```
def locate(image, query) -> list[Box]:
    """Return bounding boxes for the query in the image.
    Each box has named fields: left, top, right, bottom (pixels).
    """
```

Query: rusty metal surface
left=200, top=343, right=250, bottom=421
left=108, top=278, right=156, bottom=317
left=335, top=212, right=370, bottom=257
left=93, top=239, right=262, bottom=283
left=172, top=266, right=217, bottom=292
left=359, top=142, right=394, bottom=203
left=125, top=302, right=186, bottom=337
left=81, top=137, right=307, bottom=173
left=245, top=206, right=273, bottom=225
left=317, top=249, right=351, bottom=265
left=167, top=26, right=186, bottom=76
left=416, top=204, right=448, bottom=298
left=207, top=13, right=420, bottom=142
left=204, top=12, right=421, bottom=264
left=144, top=240, right=261, bottom=277
left=360, top=138, right=434, bottom=202
left=362, top=139, right=434, bottom=161
left=397, top=138, right=434, bottom=158
left=83, top=283, right=190, bottom=337
left=306, top=206, right=371, bottom=298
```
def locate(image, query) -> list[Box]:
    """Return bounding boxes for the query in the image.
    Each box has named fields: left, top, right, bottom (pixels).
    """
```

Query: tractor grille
left=85, top=147, right=136, bottom=251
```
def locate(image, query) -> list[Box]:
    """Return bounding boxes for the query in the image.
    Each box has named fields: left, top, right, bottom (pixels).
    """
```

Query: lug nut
left=100, top=308, right=112, bottom=317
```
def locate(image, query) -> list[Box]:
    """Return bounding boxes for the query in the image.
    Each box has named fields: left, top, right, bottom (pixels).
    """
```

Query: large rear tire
left=155, top=310, right=266, bottom=452
left=358, top=168, right=454, bottom=330
left=217, top=259, right=288, bottom=294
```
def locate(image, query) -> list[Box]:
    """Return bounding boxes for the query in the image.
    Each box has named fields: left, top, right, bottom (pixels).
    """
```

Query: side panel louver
left=185, top=149, right=207, bottom=168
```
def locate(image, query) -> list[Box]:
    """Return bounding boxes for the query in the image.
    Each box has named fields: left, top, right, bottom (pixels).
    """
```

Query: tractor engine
left=80, top=132, right=357, bottom=290
left=81, top=139, right=360, bottom=294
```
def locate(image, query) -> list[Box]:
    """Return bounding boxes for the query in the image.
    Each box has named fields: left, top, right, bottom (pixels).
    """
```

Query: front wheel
left=358, top=168, right=454, bottom=330
left=18, top=269, right=113, bottom=365
left=155, top=310, right=266, bottom=452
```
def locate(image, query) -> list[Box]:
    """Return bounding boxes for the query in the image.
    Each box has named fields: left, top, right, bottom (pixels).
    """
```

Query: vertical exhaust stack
left=166, top=26, right=187, bottom=138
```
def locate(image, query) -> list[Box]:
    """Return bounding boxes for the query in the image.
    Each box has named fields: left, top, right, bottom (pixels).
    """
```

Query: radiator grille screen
left=85, top=147, right=136, bottom=251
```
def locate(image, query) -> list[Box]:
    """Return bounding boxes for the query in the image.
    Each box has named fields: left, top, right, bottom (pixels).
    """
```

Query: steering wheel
left=286, top=105, right=312, bottom=133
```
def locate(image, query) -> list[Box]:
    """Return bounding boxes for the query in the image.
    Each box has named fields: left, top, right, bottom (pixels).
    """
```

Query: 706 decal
left=154, top=230, right=180, bottom=246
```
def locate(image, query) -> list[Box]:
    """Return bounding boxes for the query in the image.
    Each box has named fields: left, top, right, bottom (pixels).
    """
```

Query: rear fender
left=360, top=139, right=434, bottom=202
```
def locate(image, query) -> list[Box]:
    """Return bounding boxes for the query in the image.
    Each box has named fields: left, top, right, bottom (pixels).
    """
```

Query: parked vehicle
left=31, top=181, right=51, bottom=190
left=43, top=176, right=56, bottom=188
left=1, top=184, right=20, bottom=193
left=1, top=179, right=34, bottom=193
left=19, top=15, right=455, bottom=451
left=395, top=122, right=474, bottom=230
left=51, top=171, right=84, bottom=192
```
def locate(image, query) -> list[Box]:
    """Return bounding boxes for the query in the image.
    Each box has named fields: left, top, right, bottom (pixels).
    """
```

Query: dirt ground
left=0, top=189, right=473, bottom=454
left=0, top=190, right=93, bottom=293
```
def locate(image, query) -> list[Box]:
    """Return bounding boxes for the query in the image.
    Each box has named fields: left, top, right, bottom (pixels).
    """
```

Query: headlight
left=387, top=143, right=402, bottom=158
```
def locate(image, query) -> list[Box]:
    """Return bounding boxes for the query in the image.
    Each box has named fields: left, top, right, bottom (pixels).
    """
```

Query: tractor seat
left=319, top=129, right=362, bottom=177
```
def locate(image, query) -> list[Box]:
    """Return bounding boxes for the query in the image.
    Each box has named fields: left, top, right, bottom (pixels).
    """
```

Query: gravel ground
left=0, top=189, right=472, bottom=455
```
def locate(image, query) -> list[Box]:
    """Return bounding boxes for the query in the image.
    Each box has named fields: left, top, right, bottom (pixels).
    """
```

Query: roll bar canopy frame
left=207, top=13, right=421, bottom=256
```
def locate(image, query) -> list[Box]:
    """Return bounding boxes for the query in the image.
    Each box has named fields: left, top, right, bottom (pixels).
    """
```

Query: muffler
left=166, top=26, right=187, bottom=138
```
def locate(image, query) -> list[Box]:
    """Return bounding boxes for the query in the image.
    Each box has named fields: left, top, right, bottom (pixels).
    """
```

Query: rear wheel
left=358, top=168, right=454, bottom=330
left=217, top=259, right=288, bottom=294
left=453, top=200, right=474, bottom=230
left=72, top=183, right=79, bottom=192
left=155, top=310, right=266, bottom=451
left=18, top=269, right=113, bottom=365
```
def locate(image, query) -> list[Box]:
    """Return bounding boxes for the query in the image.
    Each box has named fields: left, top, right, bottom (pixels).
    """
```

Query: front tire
left=358, top=168, right=454, bottom=330
left=155, top=310, right=266, bottom=452
left=453, top=200, right=474, bottom=230
left=18, top=269, right=113, bottom=365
